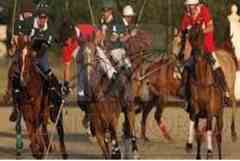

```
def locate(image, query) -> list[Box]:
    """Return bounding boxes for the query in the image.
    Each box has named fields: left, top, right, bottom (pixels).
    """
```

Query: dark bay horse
left=15, top=35, right=67, bottom=159
left=186, top=26, right=224, bottom=159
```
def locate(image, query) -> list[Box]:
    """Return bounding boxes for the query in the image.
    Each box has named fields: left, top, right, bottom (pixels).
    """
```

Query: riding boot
left=9, top=76, right=22, bottom=122
left=107, top=72, right=119, bottom=96
left=178, top=67, right=192, bottom=112
left=121, top=65, right=132, bottom=80
left=9, top=105, right=18, bottom=122
left=213, top=67, right=231, bottom=105
left=179, top=67, right=189, bottom=99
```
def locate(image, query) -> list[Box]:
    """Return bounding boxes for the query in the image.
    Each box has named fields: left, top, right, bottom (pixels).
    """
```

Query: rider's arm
left=201, top=5, right=214, bottom=34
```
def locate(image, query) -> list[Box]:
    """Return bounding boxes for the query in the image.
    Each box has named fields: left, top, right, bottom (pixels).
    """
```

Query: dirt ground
left=0, top=106, right=239, bottom=159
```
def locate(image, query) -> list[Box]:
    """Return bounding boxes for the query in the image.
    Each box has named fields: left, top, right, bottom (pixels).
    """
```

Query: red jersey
left=62, top=24, right=96, bottom=64
left=180, top=4, right=215, bottom=53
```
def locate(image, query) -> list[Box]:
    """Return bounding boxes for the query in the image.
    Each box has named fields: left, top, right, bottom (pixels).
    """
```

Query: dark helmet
left=35, top=0, right=49, bottom=16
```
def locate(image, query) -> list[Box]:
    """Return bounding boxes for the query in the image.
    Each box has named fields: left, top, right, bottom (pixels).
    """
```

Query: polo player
left=179, top=0, right=230, bottom=110
left=60, top=20, right=96, bottom=129
left=121, top=5, right=138, bottom=41
left=97, top=0, right=133, bottom=91
left=8, top=0, right=56, bottom=122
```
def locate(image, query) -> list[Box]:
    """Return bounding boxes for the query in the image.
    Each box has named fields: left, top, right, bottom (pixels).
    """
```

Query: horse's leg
left=96, top=129, right=110, bottom=159
left=56, top=114, right=68, bottom=159
left=216, top=115, right=223, bottom=159
left=185, top=114, right=194, bottom=153
left=230, top=93, right=237, bottom=142
left=24, top=120, right=44, bottom=159
left=195, top=117, right=201, bottom=160
left=126, top=106, right=139, bottom=159
left=141, top=102, right=154, bottom=141
left=110, top=117, right=121, bottom=159
left=16, top=110, right=23, bottom=156
left=206, top=116, right=213, bottom=159
left=22, top=106, right=44, bottom=159
left=154, top=103, right=172, bottom=141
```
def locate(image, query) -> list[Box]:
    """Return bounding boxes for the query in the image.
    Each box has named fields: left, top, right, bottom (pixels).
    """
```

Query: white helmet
left=123, top=5, right=136, bottom=16
left=185, top=0, right=199, bottom=5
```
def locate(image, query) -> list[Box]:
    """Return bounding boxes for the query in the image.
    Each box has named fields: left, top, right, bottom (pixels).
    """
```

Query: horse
left=88, top=60, right=122, bottom=159
left=125, top=31, right=182, bottom=141
left=185, top=25, right=224, bottom=159
left=174, top=25, right=238, bottom=151
left=69, top=31, right=139, bottom=158
left=14, top=34, right=67, bottom=159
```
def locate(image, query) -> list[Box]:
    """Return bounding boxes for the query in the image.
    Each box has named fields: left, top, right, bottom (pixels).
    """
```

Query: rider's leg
left=96, top=46, right=117, bottom=79
left=211, top=52, right=230, bottom=98
left=8, top=53, right=21, bottom=122
left=179, top=56, right=194, bottom=112
left=110, top=48, right=132, bottom=78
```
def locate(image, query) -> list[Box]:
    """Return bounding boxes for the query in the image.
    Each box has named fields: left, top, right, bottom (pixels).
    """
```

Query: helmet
left=185, top=0, right=199, bottom=5
left=36, top=0, right=49, bottom=16
left=123, top=5, right=135, bottom=16
left=102, top=0, right=115, bottom=9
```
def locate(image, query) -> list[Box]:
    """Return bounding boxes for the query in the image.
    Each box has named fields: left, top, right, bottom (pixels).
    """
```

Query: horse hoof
left=196, top=155, right=201, bottom=160
left=111, top=151, right=121, bottom=159
left=207, top=150, right=213, bottom=159
left=185, top=143, right=193, bottom=153
left=132, top=150, right=140, bottom=159
left=62, top=153, right=68, bottom=159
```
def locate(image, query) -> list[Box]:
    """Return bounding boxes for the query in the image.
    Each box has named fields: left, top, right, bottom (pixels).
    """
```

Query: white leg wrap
left=207, top=130, right=213, bottom=151
left=96, top=46, right=116, bottom=79
left=188, top=120, right=195, bottom=144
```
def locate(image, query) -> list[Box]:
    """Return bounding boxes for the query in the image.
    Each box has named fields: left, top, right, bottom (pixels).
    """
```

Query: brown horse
left=174, top=25, right=238, bottom=150
left=77, top=40, right=139, bottom=159
left=186, top=26, right=224, bottom=159
left=15, top=35, right=67, bottom=159
left=125, top=31, right=182, bottom=141
left=89, top=66, right=122, bottom=159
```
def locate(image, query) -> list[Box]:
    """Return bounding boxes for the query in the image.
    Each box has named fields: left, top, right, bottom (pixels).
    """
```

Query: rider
left=30, top=1, right=54, bottom=78
left=60, top=19, right=96, bottom=129
left=121, top=5, right=137, bottom=41
left=97, top=0, right=133, bottom=94
left=179, top=0, right=230, bottom=110
left=8, top=0, right=55, bottom=122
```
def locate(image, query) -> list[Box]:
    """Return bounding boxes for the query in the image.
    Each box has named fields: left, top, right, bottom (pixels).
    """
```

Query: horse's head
left=172, top=28, right=191, bottom=63
left=172, top=25, right=205, bottom=63
left=16, top=34, right=33, bottom=85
